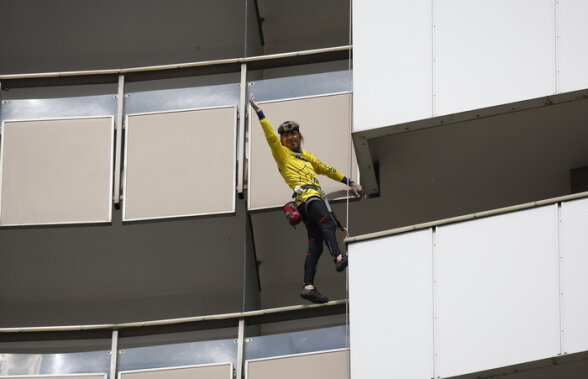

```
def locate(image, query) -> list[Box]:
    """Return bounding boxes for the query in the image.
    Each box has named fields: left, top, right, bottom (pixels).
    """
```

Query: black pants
left=299, top=197, right=343, bottom=285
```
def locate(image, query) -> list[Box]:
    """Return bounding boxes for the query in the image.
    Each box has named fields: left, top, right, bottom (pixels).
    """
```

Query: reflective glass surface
left=118, top=338, right=237, bottom=371
left=0, top=350, right=110, bottom=376
left=245, top=325, right=348, bottom=360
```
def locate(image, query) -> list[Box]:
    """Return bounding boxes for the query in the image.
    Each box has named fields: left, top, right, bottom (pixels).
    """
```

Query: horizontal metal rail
left=346, top=191, right=588, bottom=244
left=0, top=46, right=351, bottom=80
left=0, top=299, right=346, bottom=334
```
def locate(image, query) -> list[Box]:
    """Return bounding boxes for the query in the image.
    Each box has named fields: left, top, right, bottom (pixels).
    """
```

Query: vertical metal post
left=113, top=75, right=125, bottom=205
left=109, top=329, right=119, bottom=379
left=237, top=63, right=247, bottom=194
left=0, top=80, right=3, bottom=128
left=432, top=227, right=440, bottom=379
left=236, top=318, right=245, bottom=379
left=0, top=80, right=3, bottom=132
left=557, top=203, right=566, bottom=355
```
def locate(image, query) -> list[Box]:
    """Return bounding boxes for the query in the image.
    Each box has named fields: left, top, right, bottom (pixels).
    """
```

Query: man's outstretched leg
left=306, top=200, right=348, bottom=273
left=299, top=202, right=329, bottom=304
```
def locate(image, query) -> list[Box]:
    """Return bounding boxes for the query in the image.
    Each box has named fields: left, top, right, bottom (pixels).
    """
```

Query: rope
left=345, top=0, right=353, bottom=376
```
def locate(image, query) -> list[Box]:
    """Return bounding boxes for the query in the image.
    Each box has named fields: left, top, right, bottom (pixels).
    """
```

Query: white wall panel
left=349, top=230, right=434, bottom=379
left=435, top=0, right=555, bottom=116
left=558, top=0, right=588, bottom=92
left=353, top=0, right=588, bottom=132
left=352, top=0, right=432, bottom=131
left=0, top=117, right=113, bottom=226
left=435, top=205, right=560, bottom=377
left=560, top=197, right=588, bottom=354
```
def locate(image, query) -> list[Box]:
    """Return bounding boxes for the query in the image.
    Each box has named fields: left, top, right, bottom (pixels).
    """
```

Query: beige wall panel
left=246, top=349, right=349, bottom=379
left=0, top=117, right=113, bottom=226
left=248, top=94, right=357, bottom=210
left=1, top=375, right=105, bottom=379
left=119, top=363, right=232, bottom=379
left=123, top=107, right=236, bottom=221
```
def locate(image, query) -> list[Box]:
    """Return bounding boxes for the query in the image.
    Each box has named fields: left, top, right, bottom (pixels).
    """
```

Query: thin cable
left=243, top=0, right=249, bottom=59
left=345, top=0, right=353, bottom=377
left=345, top=1, right=354, bottom=237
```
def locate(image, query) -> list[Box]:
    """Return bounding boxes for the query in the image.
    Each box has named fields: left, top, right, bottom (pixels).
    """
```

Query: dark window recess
left=570, top=166, right=588, bottom=193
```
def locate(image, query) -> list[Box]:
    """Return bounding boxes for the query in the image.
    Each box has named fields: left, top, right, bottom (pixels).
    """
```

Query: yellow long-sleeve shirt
left=258, top=115, right=345, bottom=204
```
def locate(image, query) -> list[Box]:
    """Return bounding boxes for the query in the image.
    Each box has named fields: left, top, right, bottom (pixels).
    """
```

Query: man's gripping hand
left=249, top=94, right=260, bottom=112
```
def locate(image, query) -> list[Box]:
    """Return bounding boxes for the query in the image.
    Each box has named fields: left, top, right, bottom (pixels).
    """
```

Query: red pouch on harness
left=282, top=201, right=302, bottom=226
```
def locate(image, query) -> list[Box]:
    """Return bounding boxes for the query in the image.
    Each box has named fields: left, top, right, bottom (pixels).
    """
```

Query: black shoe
left=300, top=287, right=329, bottom=304
left=335, top=255, right=348, bottom=272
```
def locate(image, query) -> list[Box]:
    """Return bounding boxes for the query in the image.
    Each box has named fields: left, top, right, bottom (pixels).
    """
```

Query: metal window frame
left=0, top=115, right=115, bottom=227
left=117, top=362, right=233, bottom=379
left=121, top=105, right=238, bottom=222
left=243, top=348, right=349, bottom=379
